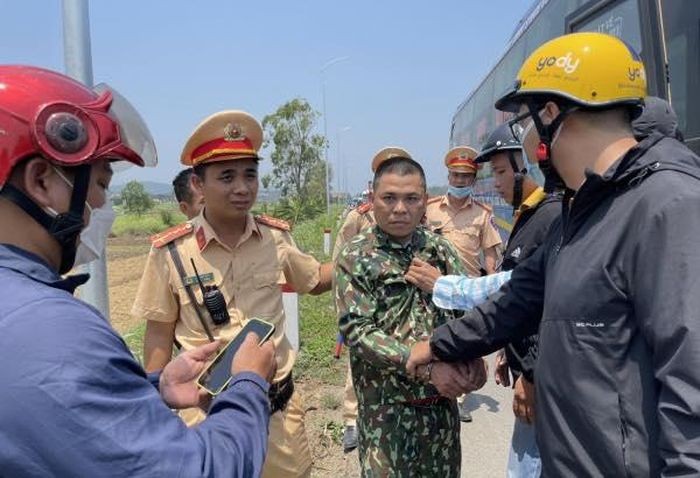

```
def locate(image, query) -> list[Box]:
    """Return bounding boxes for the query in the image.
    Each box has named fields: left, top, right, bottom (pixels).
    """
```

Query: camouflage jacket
left=335, top=225, right=466, bottom=405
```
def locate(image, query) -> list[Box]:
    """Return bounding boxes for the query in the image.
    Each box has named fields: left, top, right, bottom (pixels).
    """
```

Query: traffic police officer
left=332, top=146, right=413, bottom=453
left=132, top=110, right=332, bottom=478
left=425, top=146, right=502, bottom=421
left=426, top=147, right=502, bottom=278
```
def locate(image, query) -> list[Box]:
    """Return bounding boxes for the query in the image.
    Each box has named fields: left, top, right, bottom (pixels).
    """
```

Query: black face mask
left=0, top=164, right=90, bottom=273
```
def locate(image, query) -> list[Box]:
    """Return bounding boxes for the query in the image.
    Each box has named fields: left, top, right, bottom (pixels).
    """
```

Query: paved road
left=460, top=354, right=515, bottom=478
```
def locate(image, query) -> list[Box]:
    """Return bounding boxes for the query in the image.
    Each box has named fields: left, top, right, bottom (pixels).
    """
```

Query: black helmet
left=475, top=123, right=522, bottom=163
left=475, top=123, right=528, bottom=211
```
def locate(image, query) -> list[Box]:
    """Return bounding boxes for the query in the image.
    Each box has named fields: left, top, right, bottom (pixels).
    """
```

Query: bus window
left=662, top=0, right=700, bottom=145
left=571, top=0, right=643, bottom=55
left=493, top=36, right=526, bottom=112
left=474, top=72, right=496, bottom=146
left=452, top=99, right=475, bottom=146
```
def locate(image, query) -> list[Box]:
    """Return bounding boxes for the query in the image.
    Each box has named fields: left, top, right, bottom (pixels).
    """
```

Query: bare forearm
left=309, top=262, right=333, bottom=295
left=143, top=320, right=177, bottom=372
left=484, top=247, right=498, bottom=274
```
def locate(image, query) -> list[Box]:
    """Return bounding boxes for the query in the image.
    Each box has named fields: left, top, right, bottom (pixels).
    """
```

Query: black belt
left=269, top=373, right=294, bottom=414
left=402, top=396, right=449, bottom=407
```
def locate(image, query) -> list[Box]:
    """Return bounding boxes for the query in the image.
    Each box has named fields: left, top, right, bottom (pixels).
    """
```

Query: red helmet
left=0, top=65, right=157, bottom=187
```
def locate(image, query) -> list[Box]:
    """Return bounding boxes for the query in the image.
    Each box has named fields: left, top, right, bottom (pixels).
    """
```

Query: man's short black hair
left=373, top=156, right=426, bottom=192
left=173, top=168, right=194, bottom=203
left=192, top=163, right=208, bottom=181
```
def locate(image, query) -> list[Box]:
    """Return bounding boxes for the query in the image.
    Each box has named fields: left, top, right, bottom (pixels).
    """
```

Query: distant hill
left=110, top=181, right=173, bottom=198
left=110, top=180, right=283, bottom=202
left=428, top=185, right=447, bottom=196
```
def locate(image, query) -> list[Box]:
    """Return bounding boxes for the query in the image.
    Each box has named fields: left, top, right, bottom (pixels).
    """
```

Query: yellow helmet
left=496, top=32, right=646, bottom=112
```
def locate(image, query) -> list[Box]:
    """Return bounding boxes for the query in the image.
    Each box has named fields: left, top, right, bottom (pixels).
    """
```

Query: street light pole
left=336, top=126, right=351, bottom=197
left=320, top=56, right=349, bottom=217
left=62, top=0, right=111, bottom=319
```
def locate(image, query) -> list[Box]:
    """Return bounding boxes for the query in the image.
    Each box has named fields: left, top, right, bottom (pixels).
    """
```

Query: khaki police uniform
left=332, top=146, right=411, bottom=429
left=332, top=203, right=375, bottom=262
left=426, top=146, right=502, bottom=277
left=131, top=110, right=320, bottom=478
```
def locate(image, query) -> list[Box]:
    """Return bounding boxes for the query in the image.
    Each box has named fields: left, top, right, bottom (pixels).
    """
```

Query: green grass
left=295, top=291, right=345, bottom=385
left=121, top=204, right=348, bottom=386
left=287, top=205, right=345, bottom=385
left=112, top=203, right=186, bottom=236
left=320, top=420, right=344, bottom=446
left=123, top=322, right=146, bottom=364
left=320, top=392, right=342, bottom=410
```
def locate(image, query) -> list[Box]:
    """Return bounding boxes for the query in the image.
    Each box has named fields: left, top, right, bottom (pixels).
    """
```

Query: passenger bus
left=451, top=0, right=700, bottom=238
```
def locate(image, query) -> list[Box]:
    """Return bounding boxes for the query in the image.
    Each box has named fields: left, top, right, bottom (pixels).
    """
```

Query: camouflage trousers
left=357, top=399, right=460, bottom=477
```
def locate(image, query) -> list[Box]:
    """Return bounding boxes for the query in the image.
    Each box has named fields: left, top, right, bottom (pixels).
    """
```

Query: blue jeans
left=506, top=419, right=541, bottom=477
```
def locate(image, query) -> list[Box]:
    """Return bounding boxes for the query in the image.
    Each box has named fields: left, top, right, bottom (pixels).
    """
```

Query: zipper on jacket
left=626, top=161, right=661, bottom=188
left=618, top=394, right=631, bottom=477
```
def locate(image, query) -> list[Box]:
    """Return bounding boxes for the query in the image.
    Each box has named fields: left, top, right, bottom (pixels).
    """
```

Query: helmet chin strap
left=0, top=164, right=91, bottom=273
left=506, top=150, right=526, bottom=212
left=527, top=101, right=570, bottom=193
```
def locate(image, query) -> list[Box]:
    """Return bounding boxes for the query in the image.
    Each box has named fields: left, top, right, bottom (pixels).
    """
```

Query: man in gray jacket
left=407, top=33, right=700, bottom=476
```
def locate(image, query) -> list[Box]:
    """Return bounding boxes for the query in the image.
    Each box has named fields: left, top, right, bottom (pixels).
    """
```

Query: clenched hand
left=404, top=258, right=442, bottom=293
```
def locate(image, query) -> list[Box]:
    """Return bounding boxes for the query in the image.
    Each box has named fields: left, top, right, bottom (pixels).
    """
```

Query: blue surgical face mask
left=448, top=185, right=473, bottom=198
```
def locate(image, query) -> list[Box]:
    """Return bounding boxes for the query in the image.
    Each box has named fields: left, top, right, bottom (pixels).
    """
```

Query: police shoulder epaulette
left=150, top=222, right=194, bottom=248
left=255, top=214, right=291, bottom=231
left=427, top=195, right=443, bottom=205
left=473, top=199, right=493, bottom=212
left=356, top=202, right=372, bottom=214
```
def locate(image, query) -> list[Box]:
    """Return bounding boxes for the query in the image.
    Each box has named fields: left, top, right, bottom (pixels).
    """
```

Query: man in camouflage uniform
left=335, top=156, right=486, bottom=476
left=332, top=146, right=413, bottom=453
left=333, top=147, right=412, bottom=258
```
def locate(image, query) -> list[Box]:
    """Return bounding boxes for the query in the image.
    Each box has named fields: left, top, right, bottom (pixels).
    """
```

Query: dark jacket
left=502, top=192, right=561, bottom=382
left=430, top=133, right=700, bottom=476
left=0, top=245, right=271, bottom=477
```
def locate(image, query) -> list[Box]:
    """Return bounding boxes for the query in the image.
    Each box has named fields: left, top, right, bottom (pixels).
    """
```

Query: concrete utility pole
left=62, top=0, right=111, bottom=319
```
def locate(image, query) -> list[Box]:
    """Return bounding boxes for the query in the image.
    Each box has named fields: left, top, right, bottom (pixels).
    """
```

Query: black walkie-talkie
left=190, top=258, right=230, bottom=327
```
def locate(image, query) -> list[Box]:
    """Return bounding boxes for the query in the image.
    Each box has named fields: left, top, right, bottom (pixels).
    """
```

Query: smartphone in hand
left=197, top=318, right=275, bottom=395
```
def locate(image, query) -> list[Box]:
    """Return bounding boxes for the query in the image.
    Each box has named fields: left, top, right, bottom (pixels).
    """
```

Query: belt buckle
left=405, top=396, right=443, bottom=407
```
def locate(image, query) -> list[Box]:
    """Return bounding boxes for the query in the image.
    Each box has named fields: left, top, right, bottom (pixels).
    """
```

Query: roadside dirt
left=106, top=236, right=360, bottom=477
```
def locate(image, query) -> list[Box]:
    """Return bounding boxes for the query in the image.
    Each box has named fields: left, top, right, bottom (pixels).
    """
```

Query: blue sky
left=1, top=1, right=532, bottom=192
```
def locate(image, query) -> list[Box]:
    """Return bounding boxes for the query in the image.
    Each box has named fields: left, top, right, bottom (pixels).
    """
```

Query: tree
left=272, top=196, right=324, bottom=224
left=262, top=98, right=327, bottom=209
left=121, top=180, right=154, bottom=216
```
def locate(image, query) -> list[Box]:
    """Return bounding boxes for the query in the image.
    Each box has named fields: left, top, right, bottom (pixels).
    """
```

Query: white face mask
left=519, top=119, right=535, bottom=165
left=518, top=118, right=536, bottom=144
left=74, top=200, right=116, bottom=265
left=519, top=109, right=569, bottom=160
left=50, top=167, right=116, bottom=266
